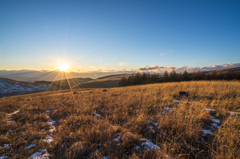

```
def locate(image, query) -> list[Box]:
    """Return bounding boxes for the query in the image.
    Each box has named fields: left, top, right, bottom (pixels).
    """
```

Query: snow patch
left=47, top=120, right=56, bottom=125
left=46, top=120, right=56, bottom=133
left=202, top=129, right=213, bottom=136
left=134, top=145, right=141, bottom=151
left=164, top=107, right=171, bottom=111
left=173, top=100, right=180, bottom=103
left=210, top=115, right=220, bottom=128
left=42, top=135, right=53, bottom=144
left=229, top=111, right=240, bottom=115
left=141, top=139, right=160, bottom=150
left=149, top=125, right=155, bottom=133
left=1, top=144, right=10, bottom=148
left=93, top=112, right=100, bottom=117
left=29, top=150, right=49, bottom=159
left=113, top=135, right=121, bottom=142
left=26, top=144, right=35, bottom=149
left=205, top=108, right=216, bottom=112
left=0, top=154, right=8, bottom=159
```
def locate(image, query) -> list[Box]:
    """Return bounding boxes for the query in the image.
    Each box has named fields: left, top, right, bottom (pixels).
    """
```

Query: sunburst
left=58, top=63, right=68, bottom=71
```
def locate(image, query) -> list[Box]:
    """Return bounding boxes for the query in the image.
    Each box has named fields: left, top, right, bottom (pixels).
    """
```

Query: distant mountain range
left=0, top=70, right=134, bottom=82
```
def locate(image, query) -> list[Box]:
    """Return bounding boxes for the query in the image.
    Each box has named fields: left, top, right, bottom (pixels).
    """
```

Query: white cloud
left=119, top=62, right=128, bottom=66
left=138, top=62, right=240, bottom=74
left=160, top=53, right=164, bottom=56
left=100, top=59, right=103, bottom=61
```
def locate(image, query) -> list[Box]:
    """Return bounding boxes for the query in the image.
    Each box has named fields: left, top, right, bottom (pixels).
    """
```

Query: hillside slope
left=50, top=78, right=93, bottom=89
left=73, top=74, right=130, bottom=88
left=0, top=81, right=239, bottom=158
left=0, top=78, right=59, bottom=97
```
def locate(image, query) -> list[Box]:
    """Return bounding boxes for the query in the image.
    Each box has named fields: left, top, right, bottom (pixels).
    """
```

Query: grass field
left=0, top=81, right=240, bottom=158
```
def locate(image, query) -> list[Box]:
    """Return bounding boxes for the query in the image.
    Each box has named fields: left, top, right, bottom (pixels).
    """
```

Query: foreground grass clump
left=0, top=81, right=240, bottom=158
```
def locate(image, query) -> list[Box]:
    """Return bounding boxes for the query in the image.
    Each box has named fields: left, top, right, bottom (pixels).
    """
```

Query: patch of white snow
left=205, top=108, right=215, bottom=112
left=26, top=144, right=35, bottom=149
left=113, top=135, right=121, bottom=142
left=202, top=129, right=213, bottom=136
left=0, top=153, right=8, bottom=159
left=141, top=139, right=160, bottom=150
left=29, top=150, right=49, bottom=159
left=134, top=145, right=141, bottom=151
left=164, top=107, right=171, bottom=111
left=173, top=100, right=180, bottom=103
left=42, top=135, right=53, bottom=144
left=229, top=111, right=240, bottom=115
left=149, top=126, right=155, bottom=133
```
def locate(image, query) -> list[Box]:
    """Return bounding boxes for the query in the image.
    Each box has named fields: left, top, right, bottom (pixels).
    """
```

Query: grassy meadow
left=0, top=81, right=240, bottom=158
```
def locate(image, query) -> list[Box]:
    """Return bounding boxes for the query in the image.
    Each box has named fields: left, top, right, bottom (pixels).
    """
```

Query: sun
left=58, top=63, right=68, bottom=71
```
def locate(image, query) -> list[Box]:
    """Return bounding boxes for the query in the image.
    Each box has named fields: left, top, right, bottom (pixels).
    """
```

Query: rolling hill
left=49, top=74, right=130, bottom=89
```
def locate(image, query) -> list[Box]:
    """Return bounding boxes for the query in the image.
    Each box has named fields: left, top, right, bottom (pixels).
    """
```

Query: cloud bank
left=119, top=62, right=128, bottom=66
left=138, top=62, right=240, bottom=74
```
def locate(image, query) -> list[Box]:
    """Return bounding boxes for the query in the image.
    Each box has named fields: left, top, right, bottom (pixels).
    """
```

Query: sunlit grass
left=0, top=81, right=240, bottom=158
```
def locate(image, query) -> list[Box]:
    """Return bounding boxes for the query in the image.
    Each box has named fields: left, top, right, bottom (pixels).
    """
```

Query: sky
left=0, top=0, right=240, bottom=73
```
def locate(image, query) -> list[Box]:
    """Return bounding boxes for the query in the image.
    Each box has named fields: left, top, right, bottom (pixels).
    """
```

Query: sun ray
left=37, top=70, right=60, bottom=82
left=46, top=71, right=61, bottom=90
left=66, top=72, right=82, bottom=89
left=60, top=71, right=64, bottom=89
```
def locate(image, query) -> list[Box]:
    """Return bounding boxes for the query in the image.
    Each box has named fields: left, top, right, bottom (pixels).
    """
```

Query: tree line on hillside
left=118, top=70, right=240, bottom=86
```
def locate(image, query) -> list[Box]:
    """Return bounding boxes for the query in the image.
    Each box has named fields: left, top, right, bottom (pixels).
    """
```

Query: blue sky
left=0, top=0, right=239, bottom=72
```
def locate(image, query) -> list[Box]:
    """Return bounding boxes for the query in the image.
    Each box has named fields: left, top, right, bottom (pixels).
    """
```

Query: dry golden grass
left=0, top=81, right=240, bottom=158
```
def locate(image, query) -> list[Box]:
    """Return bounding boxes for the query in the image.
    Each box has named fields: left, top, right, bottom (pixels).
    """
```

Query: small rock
left=102, top=89, right=107, bottom=92
left=179, top=91, right=188, bottom=97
